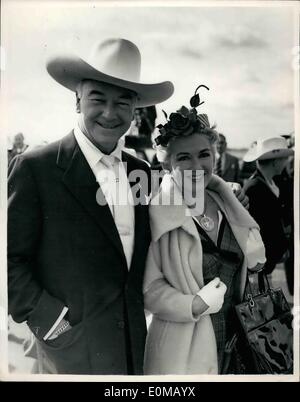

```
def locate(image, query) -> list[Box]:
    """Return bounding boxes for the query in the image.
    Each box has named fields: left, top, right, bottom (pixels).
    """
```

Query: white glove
left=197, top=277, right=227, bottom=315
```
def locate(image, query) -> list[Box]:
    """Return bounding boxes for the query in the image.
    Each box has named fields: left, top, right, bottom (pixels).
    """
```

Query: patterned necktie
left=215, top=156, right=222, bottom=177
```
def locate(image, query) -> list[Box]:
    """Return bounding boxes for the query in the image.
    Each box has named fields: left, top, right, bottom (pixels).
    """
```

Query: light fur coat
left=143, top=174, right=266, bottom=375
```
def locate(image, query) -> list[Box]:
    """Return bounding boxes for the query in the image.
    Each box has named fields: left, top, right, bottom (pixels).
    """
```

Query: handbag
left=221, top=320, right=257, bottom=375
left=232, top=272, right=293, bottom=374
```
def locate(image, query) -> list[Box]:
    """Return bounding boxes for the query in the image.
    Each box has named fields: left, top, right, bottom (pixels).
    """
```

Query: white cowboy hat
left=46, top=38, right=174, bottom=107
left=243, top=136, right=294, bottom=162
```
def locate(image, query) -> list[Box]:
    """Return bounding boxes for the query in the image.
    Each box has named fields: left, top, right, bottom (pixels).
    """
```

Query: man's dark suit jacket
left=243, top=169, right=288, bottom=274
left=220, top=152, right=240, bottom=183
left=8, top=131, right=151, bottom=374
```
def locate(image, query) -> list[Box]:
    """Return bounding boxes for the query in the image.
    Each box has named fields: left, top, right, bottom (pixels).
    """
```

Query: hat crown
left=46, top=37, right=174, bottom=107
left=256, top=136, right=288, bottom=156
left=87, top=38, right=141, bottom=83
left=244, top=136, right=292, bottom=162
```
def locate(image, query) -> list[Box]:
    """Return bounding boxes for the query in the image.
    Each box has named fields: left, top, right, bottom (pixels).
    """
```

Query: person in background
left=8, top=133, right=28, bottom=165
left=135, top=106, right=157, bottom=138
left=143, top=90, right=265, bottom=374
left=214, top=134, right=240, bottom=183
left=8, top=38, right=174, bottom=375
left=273, top=136, right=294, bottom=295
left=124, top=106, right=157, bottom=164
left=239, top=160, right=257, bottom=184
left=243, top=137, right=294, bottom=276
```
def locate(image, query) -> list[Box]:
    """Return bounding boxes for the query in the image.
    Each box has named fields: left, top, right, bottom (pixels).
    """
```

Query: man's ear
left=131, top=104, right=138, bottom=121
left=131, top=94, right=139, bottom=120
left=75, top=92, right=81, bottom=113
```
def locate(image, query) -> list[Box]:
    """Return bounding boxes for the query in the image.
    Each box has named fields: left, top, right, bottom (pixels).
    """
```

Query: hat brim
left=244, top=148, right=294, bottom=162
left=46, top=56, right=174, bottom=107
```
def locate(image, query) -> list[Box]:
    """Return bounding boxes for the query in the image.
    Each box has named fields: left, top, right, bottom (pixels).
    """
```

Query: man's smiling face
left=77, top=80, right=137, bottom=153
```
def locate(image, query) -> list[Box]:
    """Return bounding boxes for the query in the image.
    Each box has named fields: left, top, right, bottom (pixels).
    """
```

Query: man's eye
left=90, top=99, right=104, bottom=102
left=199, top=153, right=209, bottom=158
left=177, top=156, right=190, bottom=161
left=118, top=102, right=130, bottom=107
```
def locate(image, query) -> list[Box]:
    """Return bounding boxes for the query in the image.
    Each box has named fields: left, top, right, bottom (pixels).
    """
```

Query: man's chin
left=94, top=125, right=126, bottom=138
left=93, top=128, right=122, bottom=140
left=91, top=132, right=123, bottom=152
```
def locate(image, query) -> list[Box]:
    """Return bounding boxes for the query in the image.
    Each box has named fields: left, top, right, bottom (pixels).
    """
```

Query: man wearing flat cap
left=8, top=38, right=174, bottom=374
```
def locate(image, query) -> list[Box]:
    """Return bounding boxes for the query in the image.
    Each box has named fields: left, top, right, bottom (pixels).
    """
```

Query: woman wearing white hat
left=243, top=137, right=294, bottom=275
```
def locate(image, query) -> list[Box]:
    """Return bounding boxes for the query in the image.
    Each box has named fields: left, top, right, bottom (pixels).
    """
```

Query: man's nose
left=191, top=159, right=204, bottom=171
left=101, top=103, right=116, bottom=119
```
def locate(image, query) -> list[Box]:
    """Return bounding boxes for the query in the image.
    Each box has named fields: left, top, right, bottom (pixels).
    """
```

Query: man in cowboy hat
left=243, top=136, right=294, bottom=276
left=8, top=38, right=174, bottom=374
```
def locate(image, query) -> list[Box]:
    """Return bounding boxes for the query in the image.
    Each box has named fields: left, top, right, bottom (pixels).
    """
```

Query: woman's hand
left=227, top=182, right=249, bottom=210
left=193, top=277, right=227, bottom=317
left=234, top=187, right=249, bottom=210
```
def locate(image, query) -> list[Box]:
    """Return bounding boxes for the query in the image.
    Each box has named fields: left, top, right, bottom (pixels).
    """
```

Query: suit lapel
left=122, top=152, right=150, bottom=272
left=122, top=151, right=144, bottom=239
left=57, top=132, right=127, bottom=265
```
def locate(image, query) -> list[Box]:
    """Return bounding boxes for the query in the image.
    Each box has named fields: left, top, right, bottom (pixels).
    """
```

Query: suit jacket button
left=117, top=320, right=125, bottom=329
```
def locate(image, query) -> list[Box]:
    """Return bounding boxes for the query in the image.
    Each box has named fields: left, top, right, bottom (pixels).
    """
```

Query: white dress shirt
left=74, top=126, right=135, bottom=268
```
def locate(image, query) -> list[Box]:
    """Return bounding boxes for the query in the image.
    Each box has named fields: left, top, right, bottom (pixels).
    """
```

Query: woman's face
left=168, top=134, right=215, bottom=189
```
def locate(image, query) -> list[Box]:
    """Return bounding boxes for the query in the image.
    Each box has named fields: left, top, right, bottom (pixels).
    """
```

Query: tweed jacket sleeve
left=143, top=241, right=200, bottom=323
left=8, top=155, right=66, bottom=340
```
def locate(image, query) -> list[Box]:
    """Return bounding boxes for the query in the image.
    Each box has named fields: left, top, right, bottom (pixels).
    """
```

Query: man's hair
left=75, top=80, right=138, bottom=100
left=76, top=81, right=84, bottom=98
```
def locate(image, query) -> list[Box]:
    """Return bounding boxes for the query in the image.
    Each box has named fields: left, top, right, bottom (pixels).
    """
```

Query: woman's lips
left=191, top=176, right=204, bottom=182
left=188, top=172, right=205, bottom=182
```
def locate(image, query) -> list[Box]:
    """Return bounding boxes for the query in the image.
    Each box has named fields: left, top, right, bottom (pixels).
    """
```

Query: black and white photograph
left=0, top=0, right=299, bottom=383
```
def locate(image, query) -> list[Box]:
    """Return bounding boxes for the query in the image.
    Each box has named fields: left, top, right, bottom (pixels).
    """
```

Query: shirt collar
left=74, top=125, right=125, bottom=169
